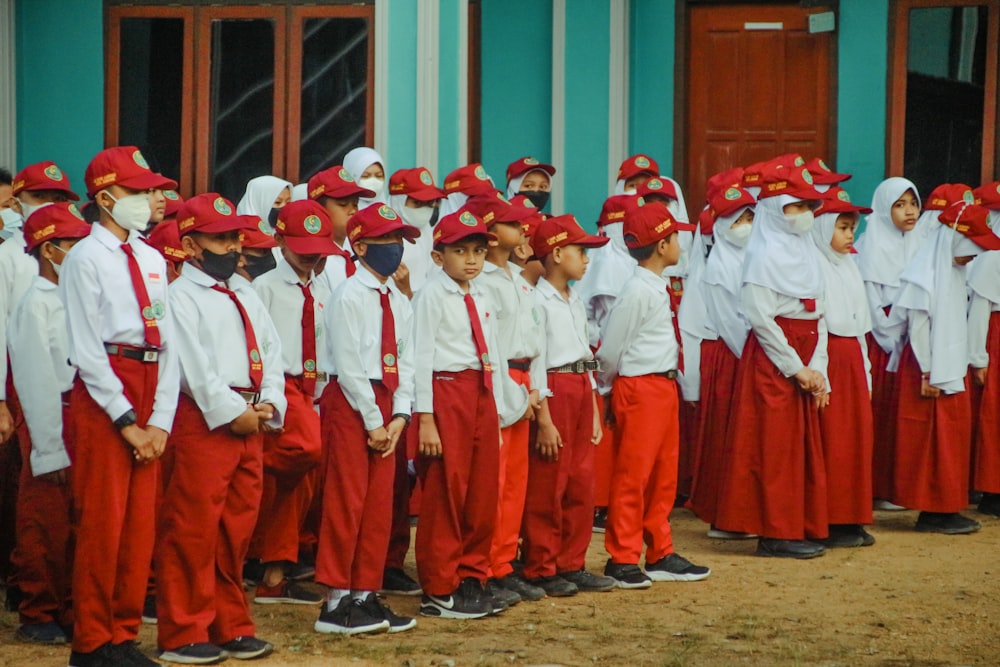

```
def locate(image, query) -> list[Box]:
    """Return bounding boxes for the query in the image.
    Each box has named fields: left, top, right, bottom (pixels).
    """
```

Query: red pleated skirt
left=868, top=333, right=898, bottom=500
left=972, top=312, right=1000, bottom=493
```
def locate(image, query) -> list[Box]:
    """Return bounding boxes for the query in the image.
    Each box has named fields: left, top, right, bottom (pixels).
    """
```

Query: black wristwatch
left=114, top=409, right=138, bottom=430
left=392, top=412, right=412, bottom=426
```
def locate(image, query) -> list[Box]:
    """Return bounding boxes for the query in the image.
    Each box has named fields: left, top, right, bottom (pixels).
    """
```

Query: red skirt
left=819, top=335, right=874, bottom=524
left=868, top=333, right=898, bottom=499
left=972, top=312, right=1000, bottom=493
left=892, top=344, right=971, bottom=512
left=714, top=318, right=828, bottom=540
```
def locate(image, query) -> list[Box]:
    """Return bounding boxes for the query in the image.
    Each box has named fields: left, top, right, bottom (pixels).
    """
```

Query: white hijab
left=741, top=195, right=824, bottom=299
left=236, top=175, right=293, bottom=230
left=290, top=183, right=308, bottom=202
left=704, top=208, right=751, bottom=296
left=811, top=212, right=871, bottom=336
left=966, top=210, right=1000, bottom=305
left=855, top=177, right=922, bottom=287
left=506, top=169, right=551, bottom=199
left=343, top=146, right=387, bottom=208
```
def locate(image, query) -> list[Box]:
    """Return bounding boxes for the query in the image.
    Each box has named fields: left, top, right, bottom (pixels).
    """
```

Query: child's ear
left=353, top=240, right=367, bottom=258
left=551, top=246, right=562, bottom=264
left=430, top=249, right=444, bottom=267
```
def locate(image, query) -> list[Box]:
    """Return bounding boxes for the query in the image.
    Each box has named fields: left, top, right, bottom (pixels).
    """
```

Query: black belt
left=105, top=343, right=159, bottom=363
left=508, top=359, right=532, bottom=371
left=330, top=375, right=383, bottom=386
left=548, top=360, right=599, bottom=374
left=652, top=370, right=678, bottom=380
left=287, top=371, right=329, bottom=382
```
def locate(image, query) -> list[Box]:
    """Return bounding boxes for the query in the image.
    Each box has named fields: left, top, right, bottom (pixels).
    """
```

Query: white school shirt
left=476, top=261, right=542, bottom=363
left=0, top=229, right=40, bottom=401
left=411, top=269, right=528, bottom=426
left=575, top=223, right=636, bottom=348
left=170, top=263, right=286, bottom=430
left=864, top=281, right=902, bottom=355
left=740, top=283, right=830, bottom=390
left=7, top=277, right=73, bottom=475
left=60, top=224, right=180, bottom=431
left=703, top=281, right=750, bottom=359
left=313, top=240, right=356, bottom=296
left=326, top=267, right=415, bottom=430
left=532, top=277, right=597, bottom=398
left=253, top=258, right=330, bottom=396
left=596, top=266, right=679, bottom=395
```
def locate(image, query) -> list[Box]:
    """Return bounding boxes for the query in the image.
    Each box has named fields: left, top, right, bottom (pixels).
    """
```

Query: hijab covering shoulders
left=855, top=177, right=922, bottom=287
left=741, top=195, right=824, bottom=299
left=967, top=211, right=1000, bottom=305
left=810, top=212, right=871, bottom=336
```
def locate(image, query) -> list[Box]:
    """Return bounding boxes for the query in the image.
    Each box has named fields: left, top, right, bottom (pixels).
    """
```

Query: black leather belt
left=105, top=343, right=159, bottom=363
left=548, top=360, right=599, bottom=374
left=652, top=370, right=678, bottom=380
left=508, top=359, right=532, bottom=371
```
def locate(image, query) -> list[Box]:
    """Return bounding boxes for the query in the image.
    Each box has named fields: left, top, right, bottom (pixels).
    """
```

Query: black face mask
left=198, top=247, right=241, bottom=281
left=429, top=206, right=440, bottom=226
left=267, top=207, right=281, bottom=228
left=243, top=251, right=277, bottom=280
left=519, top=190, right=550, bottom=211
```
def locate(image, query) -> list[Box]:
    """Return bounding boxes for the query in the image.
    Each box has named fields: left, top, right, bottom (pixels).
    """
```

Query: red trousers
left=972, top=312, right=1000, bottom=493
left=385, top=424, right=417, bottom=570
left=0, top=370, right=23, bottom=584
left=676, top=400, right=697, bottom=499
left=868, top=332, right=898, bottom=499
left=522, top=372, right=594, bottom=578
left=892, top=345, right=971, bottom=512
left=12, top=403, right=74, bottom=626
left=315, top=380, right=394, bottom=591
left=489, top=368, right=531, bottom=578
left=687, top=338, right=739, bottom=525
left=607, top=375, right=679, bottom=564
left=71, top=356, right=159, bottom=653
left=415, top=370, right=499, bottom=596
left=156, top=395, right=263, bottom=650
left=818, top=335, right=874, bottom=525
left=249, top=376, right=320, bottom=564
left=715, top=320, right=829, bottom=540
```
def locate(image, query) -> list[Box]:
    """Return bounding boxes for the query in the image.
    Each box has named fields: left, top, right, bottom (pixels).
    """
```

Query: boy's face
left=624, top=173, right=653, bottom=192
left=0, top=183, right=14, bottom=211
left=830, top=214, right=858, bottom=254
left=183, top=230, right=241, bottom=263
left=277, top=236, right=322, bottom=276
left=432, top=239, right=488, bottom=283
left=550, top=243, right=589, bottom=281
left=489, top=221, right=525, bottom=251
left=149, top=189, right=167, bottom=224
left=891, top=189, right=920, bottom=232
left=663, top=233, right=681, bottom=266
left=321, top=196, right=359, bottom=241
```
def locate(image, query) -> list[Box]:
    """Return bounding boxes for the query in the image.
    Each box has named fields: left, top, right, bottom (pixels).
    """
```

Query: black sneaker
left=915, top=511, right=981, bottom=535
left=285, top=561, right=316, bottom=582
left=755, top=538, right=825, bottom=559
left=69, top=643, right=122, bottom=667
left=218, top=636, right=273, bottom=660
left=494, top=573, right=546, bottom=602
left=523, top=574, right=579, bottom=597
left=819, top=524, right=865, bottom=548
left=254, top=579, right=323, bottom=605
left=15, top=621, right=68, bottom=644
left=603, top=560, right=652, bottom=589
left=645, top=553, right=711, bottom=582
left=142, top=594, right=158, bottom=624
left=314, top=595, right=389, bottom=635
left=381, top=567, right=423, bottom=596
left=4, top=584, right=23, bottom=612
left=361, top=594, right=417, bottom=633
left=484, top=579, right=519, bottom=612
left=419, top=581, right=491, bottom=619
left=593, top=507, right=608, bottom=533
left=242, top=558, right=264, bottom=588
left=977, top=492, right=1000, bottom=517
left=116, top=641, right=162, bottom=667
left=158, top=643, right=223, bottom=665
left=558, top=569, right=617, bottom=592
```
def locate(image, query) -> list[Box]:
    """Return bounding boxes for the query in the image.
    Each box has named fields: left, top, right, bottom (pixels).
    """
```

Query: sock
left=352, top=590, right=373, bottom=602
left=325, top=588, right=350, bottom=612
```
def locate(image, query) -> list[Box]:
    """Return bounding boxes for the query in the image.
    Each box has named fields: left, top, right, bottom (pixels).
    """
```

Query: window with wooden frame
left=106, top=2, right=375, bottom=201
left=888, top=0, right=999, bottom=195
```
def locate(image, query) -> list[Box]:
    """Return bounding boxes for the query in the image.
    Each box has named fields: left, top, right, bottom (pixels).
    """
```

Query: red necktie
left=121, top=243, right=162, bottom=348
left=667, top=284, right=684, bottom=374
left=463, top=292, right=493, bottom=391
left=332, top=244, right=356, bottom=277
left=300, top=283, right=317, bottom=395
left=379, top=289, right=399, bottom=392
left=211, top=285, right=264, bottom=391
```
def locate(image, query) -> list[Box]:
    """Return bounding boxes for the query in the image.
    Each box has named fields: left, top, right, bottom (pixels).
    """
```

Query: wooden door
left=684, top=3, right=835, bottom=215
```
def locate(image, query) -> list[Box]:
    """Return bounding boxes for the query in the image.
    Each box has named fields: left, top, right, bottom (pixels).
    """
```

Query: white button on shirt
left=60, top=224, right=180, bottom=431
left=532, top=277, right=596, bottom=397
left=0, top=229, right=43, bottom=400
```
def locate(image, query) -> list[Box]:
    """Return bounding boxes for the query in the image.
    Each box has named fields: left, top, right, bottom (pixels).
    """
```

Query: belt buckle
left=573, top=361, right=584, bottom=373
left=238, top=390, right=259, bottom=404
left=316, top=371, right=328, bottom=382
left=142, top=350, right=159, bottom=363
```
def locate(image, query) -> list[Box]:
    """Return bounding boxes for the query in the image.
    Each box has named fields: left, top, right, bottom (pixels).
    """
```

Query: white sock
left=352, top=590, right=373, bottom=602
left=325, top=588, right=350, bottom=612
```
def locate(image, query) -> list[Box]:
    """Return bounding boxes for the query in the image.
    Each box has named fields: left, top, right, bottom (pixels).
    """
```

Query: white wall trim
left=551, top=0, right=566, bottom=214
left=0, top=0, right=16, bottom=170
left=608, top=0, right=629, bottom=194
left=416, top=0, right=440, bottom=176
left=456, top=0, right=469, bottom=167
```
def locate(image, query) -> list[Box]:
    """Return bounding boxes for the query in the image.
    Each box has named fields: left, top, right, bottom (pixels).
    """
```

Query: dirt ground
left=2, top=507, right=999, bottom=667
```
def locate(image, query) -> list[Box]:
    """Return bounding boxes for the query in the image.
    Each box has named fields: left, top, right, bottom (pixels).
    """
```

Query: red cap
left=741, top=160, right=768, bottom=187
left=506, top=156, right=556, bottom=182
left=939, top=202, right=1000, bottom=251
left=388, top=167, right=446, bottom=201
left=708, top=185, right=757, bottom=220
left=176, top=193, right=249, bottom=236
left=598, top=194, right=636, bottom=227
left=805, top=157, right=851, bottom=185
left=926, top=183, right=974, bottom=211
left=241, top=222, right=279, bottom=249
left=145, top=220, right=187, bottom=263
left=275, top=200, right=340, bottom=255
left=508, top=194, right=545, bottom=236
left=771, top=153, right=807, bottom=169
left=617, top=154, right=660, bottom=181
left=308, top=166, right=374, bottom=201
left=463, top=192, right=535, bottom=226
left=22, top=202, right=90, bottom=252
left=433, top=208, right=498, bottom=245
left=85, top=146, right=177, bottom=199
left=162, top=189, right=184, bottom=218
left=443, top=163, right=496, bottom=197
left=973, top=182, right=1000, bottom=210
left=706, top=167, right=745, bottom=199
left=757, top=164, right=824, bottom=201
left=635, top=177, right=678, bottom=201
left=622, top=200, right=695, bottom=249
left=698, top=207, right=716, bottom=236
left=347, top=203, right=421, bottom=244
left=12, top=161, right=80, bottom=200
left=530, top=214, right=609, bottom=259
left=815, top=186, right=873, bottom=216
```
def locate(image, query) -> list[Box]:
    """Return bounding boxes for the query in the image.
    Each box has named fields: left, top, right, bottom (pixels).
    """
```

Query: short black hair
left=434, top=233, right=490, bottom=253
left=0, top=168, right=12, bottom=185
left=28, top=237, right=73, bottom=260
left=627, top=243, right=657, bottom=261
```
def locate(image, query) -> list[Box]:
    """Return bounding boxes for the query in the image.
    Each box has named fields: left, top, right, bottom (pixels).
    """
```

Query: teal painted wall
left=385, top=0, right=418, bottom=172
left=479, top=0, right=553, bottom=189
left=629, top=0, right=675, bottom=178
left=837, top=0, right=888, bottom=209
left=15, top=0, right=104, bottom=195
left=437, top=0, right=463, bottom=176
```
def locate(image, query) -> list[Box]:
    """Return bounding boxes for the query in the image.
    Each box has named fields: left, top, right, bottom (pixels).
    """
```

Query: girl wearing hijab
left=854, top=177, right=921, bottom=510
left=713, top=162, right=830, bottom=560
left=237, top=175, right=294, bottom=231
left=886, top=198, right=1000, bottom=534
left=343, top=147, right=388, bottom=209
left=810, top=187, right=876, bottom=548
left=505, top=157, right=555, bottom=212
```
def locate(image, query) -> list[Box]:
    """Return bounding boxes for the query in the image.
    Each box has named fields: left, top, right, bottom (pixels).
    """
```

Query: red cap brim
left=118, top=172, right=179, bottom=193
left=282, top=234, right=341, bottom=256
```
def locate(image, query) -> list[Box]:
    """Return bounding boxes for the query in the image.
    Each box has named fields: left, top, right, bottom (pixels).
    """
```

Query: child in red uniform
left=411, top=209, right=528, bottom=619
left=157, top=193, right=286, bottom=664
left=8, top=203, right=90, bottom=644
left=314, top=203, right=419, bottom=635
left=308, top=165, right=374, bottom=295
left=596, top=199, right=710, bottom=588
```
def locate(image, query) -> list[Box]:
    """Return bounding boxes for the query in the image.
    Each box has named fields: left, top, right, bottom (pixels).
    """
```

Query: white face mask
left=785, top=210, right=815, bottom=234
left=1, top=207, right=23, bottom=233
left=400, top=205, right=434, bottom=229
left=101, top=191, right=152, bottom=232
left=358, top=176, right=385, bottom=196
left=20, top=200, right=52, bottom=222
left=724, top=223, right=753, bottom=247
left=623, top=187, right=637, bottom=196
left=47, top=243, right=68, bottom=277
